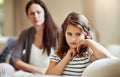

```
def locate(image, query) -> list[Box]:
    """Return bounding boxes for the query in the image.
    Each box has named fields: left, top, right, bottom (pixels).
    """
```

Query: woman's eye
left=30, top=11, right=40, bottom=16
left=37, top=11, right=40, bottom=14
left=30, top=12, right=34, bottom=15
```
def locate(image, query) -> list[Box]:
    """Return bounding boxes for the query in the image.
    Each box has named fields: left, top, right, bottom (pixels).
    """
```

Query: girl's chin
left=70, top=46, right=77, bottom=49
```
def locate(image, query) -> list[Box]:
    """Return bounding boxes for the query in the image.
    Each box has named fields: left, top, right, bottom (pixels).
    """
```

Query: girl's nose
left=71, top=37, right=76, bottom=41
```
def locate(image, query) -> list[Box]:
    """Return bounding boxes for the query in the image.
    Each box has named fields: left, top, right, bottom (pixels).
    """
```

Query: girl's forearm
left=86, top=39, right=111, bottom=59
left=46, top=57, right=69, bottom=75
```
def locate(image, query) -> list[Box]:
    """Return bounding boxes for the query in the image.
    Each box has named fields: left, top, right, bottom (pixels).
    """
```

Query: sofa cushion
left=82, top=58, right=120, bottom=77
left=0, top=37, right=17, bottom=63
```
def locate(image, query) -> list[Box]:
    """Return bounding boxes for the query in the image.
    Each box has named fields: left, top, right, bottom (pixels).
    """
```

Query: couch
left=82, top=58, right=120, bottom=77
left=0, top=37, right=17, bottom=63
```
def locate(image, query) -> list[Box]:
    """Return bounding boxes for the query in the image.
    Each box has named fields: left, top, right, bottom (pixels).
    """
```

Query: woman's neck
left=35, top=25, right=44, bottom=34
left=34, top=25, right=44, bottom=49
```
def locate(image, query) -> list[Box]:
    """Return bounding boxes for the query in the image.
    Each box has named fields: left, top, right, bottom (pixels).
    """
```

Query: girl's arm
left=45, top=58, right=69, bottom=75
left=46, top=48, right=77, bottom=75
left=77, top=39, right=112, bottom=61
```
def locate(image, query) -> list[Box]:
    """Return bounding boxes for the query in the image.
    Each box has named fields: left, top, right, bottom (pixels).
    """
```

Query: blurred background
left=0, top=0, right=120, bottom=48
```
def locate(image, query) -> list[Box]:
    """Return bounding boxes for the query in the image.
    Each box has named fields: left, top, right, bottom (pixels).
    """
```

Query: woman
left=10, top=0, right=59, bottom=74
left=45, top=12, right=112, bottom=76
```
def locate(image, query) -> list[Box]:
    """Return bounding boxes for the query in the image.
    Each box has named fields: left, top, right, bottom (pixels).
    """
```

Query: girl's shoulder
left=50, top=53, right=61, bottom=63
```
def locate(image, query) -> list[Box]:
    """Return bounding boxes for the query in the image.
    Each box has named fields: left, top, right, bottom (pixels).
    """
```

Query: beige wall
left=94, top=0, right=120, bottom=46
left=3, top=0, right=30, bottom=36
left=42, top=0, right=83, bottom=26
left=2, top=0, right=120, bottom=47
left=3, top=0, right=14, bottom=36
left=14, top=0, right=31, bottom=36
left=3, top=0, right=83, bottom=36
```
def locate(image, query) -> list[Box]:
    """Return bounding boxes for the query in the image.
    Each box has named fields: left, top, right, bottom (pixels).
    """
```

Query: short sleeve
left=50, top=54, right=61, bottom=63
left=86, top=48, right=93, bottom=63
left=50, top=47, right=55, bottom=56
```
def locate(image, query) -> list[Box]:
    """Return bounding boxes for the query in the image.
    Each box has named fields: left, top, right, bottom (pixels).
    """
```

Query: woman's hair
left=25, top=0, right=59, bottom=55
left=57, top=12, right=94, bottom=59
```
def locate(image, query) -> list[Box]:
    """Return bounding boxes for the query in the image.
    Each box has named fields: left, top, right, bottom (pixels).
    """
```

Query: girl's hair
left=57, top=12, right=94, bottom=59
left=25, top=0, right=59, bottom=55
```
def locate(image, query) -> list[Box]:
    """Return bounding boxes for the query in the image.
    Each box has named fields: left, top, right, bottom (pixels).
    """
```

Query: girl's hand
left=77, top=39, right=88, bottom=53
left=65, top=48, right=78, bottom=61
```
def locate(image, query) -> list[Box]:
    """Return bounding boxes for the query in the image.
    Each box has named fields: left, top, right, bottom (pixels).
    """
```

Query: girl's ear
left=85, top=35, right=91, bottom=39
left=85, top=35, right=87, bottom=39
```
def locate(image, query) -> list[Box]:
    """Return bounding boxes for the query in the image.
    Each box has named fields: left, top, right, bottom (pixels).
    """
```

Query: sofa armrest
left=0, top=37, right=9, bottom=54
left=0, top=37, right=17, bottom=63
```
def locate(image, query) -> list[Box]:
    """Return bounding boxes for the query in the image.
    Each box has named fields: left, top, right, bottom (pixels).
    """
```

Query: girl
left=45, top=12, right=111, bottom=76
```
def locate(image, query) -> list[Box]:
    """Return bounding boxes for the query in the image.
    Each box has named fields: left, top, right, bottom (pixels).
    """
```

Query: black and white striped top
left=50, top=53, right=92, bottom=77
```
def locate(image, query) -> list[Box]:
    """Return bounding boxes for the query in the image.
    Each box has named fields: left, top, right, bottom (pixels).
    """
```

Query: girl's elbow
left=45, top=71, right=49, bottom=75
left=45, top=70, right=53, bottom=75
left=45, top=70, right=61, bottom=76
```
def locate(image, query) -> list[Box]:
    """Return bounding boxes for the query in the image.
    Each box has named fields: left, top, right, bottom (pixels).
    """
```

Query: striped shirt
left=50, top=52, right=92, bottom=77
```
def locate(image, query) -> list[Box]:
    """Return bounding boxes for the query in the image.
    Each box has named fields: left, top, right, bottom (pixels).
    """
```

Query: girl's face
left=27, top=3, right=45, bottom=26
left=65, top=24, right=85, bottom=49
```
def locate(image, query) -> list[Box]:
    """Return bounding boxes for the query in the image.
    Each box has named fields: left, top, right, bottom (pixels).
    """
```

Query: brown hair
left=57, top=12, right=93, bottom=59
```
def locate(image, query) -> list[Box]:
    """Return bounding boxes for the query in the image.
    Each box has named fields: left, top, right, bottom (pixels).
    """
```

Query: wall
left=3, top=0, right=30, bottom=36
left=94, top=0, right=120, bottom=46
left=2, top=0, right=120, bottom=47
left=3, top=0, right=83, bottom=36
left=3, top=0, right=14, bottom=36
left=14, top=0, right=30, bottom=36
left=42, top=0, right=83, bottom=26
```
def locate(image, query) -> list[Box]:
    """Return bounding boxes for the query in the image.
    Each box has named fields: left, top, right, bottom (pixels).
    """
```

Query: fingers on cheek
left=77, top=45, right=82, bottom=52
left=73, top=51, right=78, bottom=56
left=73, top=51, right=76, bottom=56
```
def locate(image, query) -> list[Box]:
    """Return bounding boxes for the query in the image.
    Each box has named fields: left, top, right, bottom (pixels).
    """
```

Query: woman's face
left=65, top=24, right=85, bottom=49
left=27, top=3, right=45, bottom=26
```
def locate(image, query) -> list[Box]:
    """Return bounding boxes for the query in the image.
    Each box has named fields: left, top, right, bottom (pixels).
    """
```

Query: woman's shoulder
left=21, top=26, right=34, bottom=33
left=20, top=26, right=35, bottom=36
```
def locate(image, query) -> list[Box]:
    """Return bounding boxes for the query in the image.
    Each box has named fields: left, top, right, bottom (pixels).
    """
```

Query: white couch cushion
left=82, top=58, right=120, bottom=77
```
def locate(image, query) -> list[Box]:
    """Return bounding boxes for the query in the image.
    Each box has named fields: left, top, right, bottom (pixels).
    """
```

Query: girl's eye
left=67, top=32, right=72, bottom=36
left=76, top=33, right=81, bottom=37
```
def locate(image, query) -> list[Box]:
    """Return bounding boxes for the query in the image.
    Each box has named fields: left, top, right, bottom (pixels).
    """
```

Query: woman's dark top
left=10, top=26, right=35, bottom=67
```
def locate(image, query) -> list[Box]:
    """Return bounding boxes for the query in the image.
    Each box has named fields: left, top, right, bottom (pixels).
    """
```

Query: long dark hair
left=57, top=12, right=94, bottom=59
left=25, top=0, right=59, bottom=55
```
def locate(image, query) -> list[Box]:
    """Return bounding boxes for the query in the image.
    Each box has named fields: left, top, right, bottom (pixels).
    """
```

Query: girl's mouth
left=70, top=42, right=77, bottom=47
